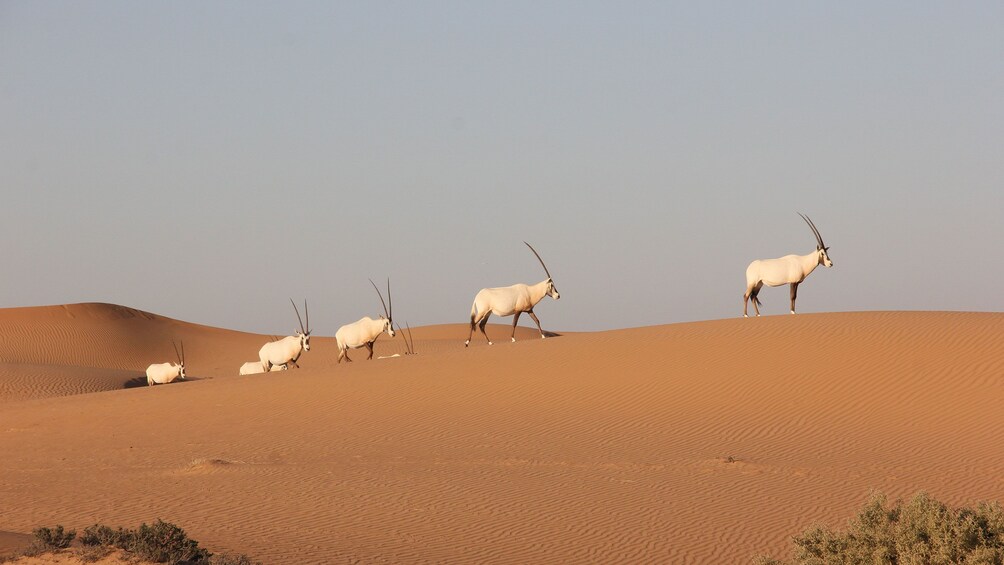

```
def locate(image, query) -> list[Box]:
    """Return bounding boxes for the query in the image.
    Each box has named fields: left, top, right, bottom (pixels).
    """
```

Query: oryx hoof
left=464, top=340, right=470, bottom=347
left=511, top=337, right=516, bottom=343
left=743, top=314, right=748, bottom=318
left=540, top=334, right=546, bottom=340
left=488, top=341, right=494, bottom=346
left=790, top=311, right=796, bottom=315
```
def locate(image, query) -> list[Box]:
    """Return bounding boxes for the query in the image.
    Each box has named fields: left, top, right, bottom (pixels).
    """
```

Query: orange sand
left=2, top=303, right=1003, bottom=563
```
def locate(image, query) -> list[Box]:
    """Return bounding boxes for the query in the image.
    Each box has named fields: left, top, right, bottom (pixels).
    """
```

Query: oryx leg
left=510, top=311, right=522, bottom=342
left=288, top=359, right=299, bottom=369
left=789, top=282, right=799, bottom=314
left=746, top=283, right=755, bottom=319
left=338, top=347, right=352, bottom=363
left=749, top=282, right=763, bottom=317
left=365, top=342, right=374, bottom=360
left=527, top=310, right=546, bottom=339
left=466, top=314, right=477, bottom=347
left=478, top=313, right=493, bottom=345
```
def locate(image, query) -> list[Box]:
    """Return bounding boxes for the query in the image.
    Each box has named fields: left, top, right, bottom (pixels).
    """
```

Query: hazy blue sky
left=1, top=2, right=1001, bottom=335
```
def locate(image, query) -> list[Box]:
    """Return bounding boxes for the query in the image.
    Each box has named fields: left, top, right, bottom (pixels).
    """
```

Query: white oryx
left=465, top=241, right=560, bottom=347
left=239, top=361, right=287, bottom=375
left=258, top=299, right=311, bottom=371
left=146, top=341, right=186, bottom=386
left=744, top=213, right=834, bottom=317
left=335, top=279, right=395, bottom=363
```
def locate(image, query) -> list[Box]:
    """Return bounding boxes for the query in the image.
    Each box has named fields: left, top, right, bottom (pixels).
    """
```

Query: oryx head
left=290, top=298, right=311, bottom=351
left=172, top=340, right=187, bottom=380
left=525, top=241, right=560, bottom=299
left=370, top=278, right=395, bottom=338
left=799, top=213, right=833, bottom=268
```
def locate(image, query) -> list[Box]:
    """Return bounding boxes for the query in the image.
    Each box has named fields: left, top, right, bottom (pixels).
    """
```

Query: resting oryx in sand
left=146, top=341, right=186, bottom=386
left=744, top=213, right=833, bottom=317
left=465, top=241, right=560, bottom=347
left=239, top=361, right=287, bottom=375
left=335, top=279, right=395, bottom=363
left=258, top=299, right=311, bottom=371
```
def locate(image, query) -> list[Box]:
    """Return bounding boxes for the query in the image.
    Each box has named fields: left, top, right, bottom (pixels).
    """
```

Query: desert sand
left=2, top=303, right=1003, bottom=563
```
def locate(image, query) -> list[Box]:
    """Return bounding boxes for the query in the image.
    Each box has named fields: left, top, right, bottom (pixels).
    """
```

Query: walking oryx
left=335, top=279, right=395, bottom=363
left=146, top=341, right=186, bottom=386
left=744, top=213, right=833, bottom=317
left=258, top=299, right=311, bottom=371
left=465, top=241, right=560, bottom=347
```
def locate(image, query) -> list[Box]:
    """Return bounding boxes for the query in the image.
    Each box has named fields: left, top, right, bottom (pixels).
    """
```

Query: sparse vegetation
left=754, top=491, right=1004, bottom=564
left=23, top=525, right=76, bottom=555
left=4, top=520, right=260, bottom=565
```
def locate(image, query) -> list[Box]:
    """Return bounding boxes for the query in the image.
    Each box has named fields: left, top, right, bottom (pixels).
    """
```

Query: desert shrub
left=126, top=520, right=211, bottom=563
left=29, top=524, right=76, bottom=550
left=16, top=520, right=258, bottom=565
left=81, top=523, right=131, bottom=547
left=755, top=491, right=1004, bottom=564
left=80, top=520, right=209, bottom=563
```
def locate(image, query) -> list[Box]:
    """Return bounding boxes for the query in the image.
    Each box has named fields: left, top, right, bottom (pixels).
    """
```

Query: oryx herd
left=145, top=214, right=834, bottom=384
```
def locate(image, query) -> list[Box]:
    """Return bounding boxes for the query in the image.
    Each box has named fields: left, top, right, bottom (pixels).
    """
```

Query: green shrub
left=755, top=492, right=1004, bottom=564
left=29, top=524, right=76, bottom=550
left=81, top=523, right=131, bottom=547
left=19, top=520, right=260, bottom=565
left=126, top=520, right=211, bottom=563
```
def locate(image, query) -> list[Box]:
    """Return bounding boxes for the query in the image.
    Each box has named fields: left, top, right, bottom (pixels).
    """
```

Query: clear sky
left=1, top=1, right=1001, bottom=335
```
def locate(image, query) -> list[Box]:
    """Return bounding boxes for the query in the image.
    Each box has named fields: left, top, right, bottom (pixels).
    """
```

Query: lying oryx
left=744, top=213, right=833, bottom=317
left=258, top=299, right=311, bottom=371
left=335, top=279, right=395, bottom=363
left=146, top=341, right=186, bottom=386
left=239, top=361, right=287, bottom=375
left=465, top=241, right=560, bottom=346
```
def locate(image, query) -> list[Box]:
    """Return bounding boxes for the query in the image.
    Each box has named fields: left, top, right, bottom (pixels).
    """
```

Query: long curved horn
left=181, top=340, right=185, bottom=365
left=387, top=278, right=392, bottom=321
left=524, top=241, right=552, bottom=280
left=406, top=322, right=415, bottom=354
left=290, top=298, right=306, bottom=335
left=172, top=340, right=182, bottom=365
left=369, top=279, right=390, bottom=319
left=798, top=213, right=825, bottom=249
left=304, top=299, right=310, bottom=334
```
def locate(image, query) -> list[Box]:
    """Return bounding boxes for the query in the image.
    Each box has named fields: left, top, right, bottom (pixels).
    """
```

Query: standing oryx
left=258, top=299, right=311, bottom=371
left=146, top=341, right=186, bottom=386
left=465, top=241, right=560, bottom=347
left=743, top=213, right=833, bottom=317
left=335, top=279, right=395, bottom=363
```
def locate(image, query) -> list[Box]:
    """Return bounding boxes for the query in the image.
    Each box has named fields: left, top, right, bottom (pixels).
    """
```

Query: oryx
left=335, top=279, right=395, bottom=363
left=465, top=241, right=560, bottom=347
left=146, top=341, right=186, bottom=386
left=744, top=213, right=833, bottom=317
left=258, top=299, right=311, bottom=371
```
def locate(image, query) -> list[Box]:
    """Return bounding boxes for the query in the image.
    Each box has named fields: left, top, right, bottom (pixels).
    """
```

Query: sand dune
left=2, top=304, right=1003, bottom=563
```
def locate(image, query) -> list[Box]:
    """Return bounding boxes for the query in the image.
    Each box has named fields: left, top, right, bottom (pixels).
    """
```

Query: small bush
left=756, top=491, right=1004, bottom=564
left=126, top=520, right=211, bottom=563
left=81, top=523, right=131, bottom=547
left=18, top=520, right=260, bottom=565
left=29, top=524, right=76, bottom=550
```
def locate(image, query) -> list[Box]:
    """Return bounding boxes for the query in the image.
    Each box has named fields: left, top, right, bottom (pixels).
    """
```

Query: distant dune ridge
left=2, top=303, right=1003, bottom=563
